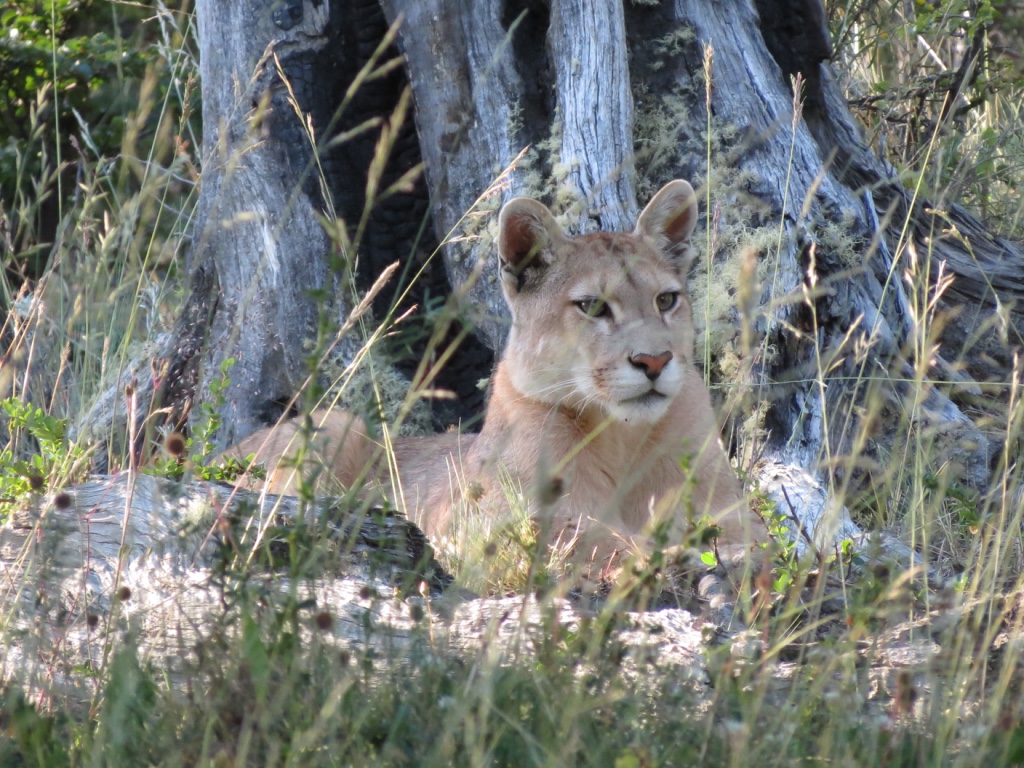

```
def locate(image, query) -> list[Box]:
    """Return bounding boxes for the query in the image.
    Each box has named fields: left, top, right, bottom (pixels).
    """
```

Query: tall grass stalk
left=5, top=3, right=1024, bottom=766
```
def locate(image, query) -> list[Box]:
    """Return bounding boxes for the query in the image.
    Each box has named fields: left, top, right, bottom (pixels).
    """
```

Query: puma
left=224, top=180, right=769, bottom=567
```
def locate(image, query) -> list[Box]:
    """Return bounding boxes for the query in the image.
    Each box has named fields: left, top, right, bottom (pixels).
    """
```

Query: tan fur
left=223, top=180, right=769, bottom=566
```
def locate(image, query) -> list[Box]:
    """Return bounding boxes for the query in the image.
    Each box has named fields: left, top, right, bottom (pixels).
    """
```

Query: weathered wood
left=0, top=473, right=443, bottom=599
left=0, top=476, right=717, bottom=701
left=0, top=474, right=445, bottom=698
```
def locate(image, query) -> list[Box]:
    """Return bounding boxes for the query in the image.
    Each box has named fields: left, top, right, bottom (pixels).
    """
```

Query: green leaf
left=242, top=615, right=271, bottom=704
left=774, top=571, right=793, bottom=592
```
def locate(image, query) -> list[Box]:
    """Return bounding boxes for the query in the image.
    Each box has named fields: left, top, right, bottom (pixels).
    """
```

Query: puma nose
left=629, top=351, right=673, bottom=380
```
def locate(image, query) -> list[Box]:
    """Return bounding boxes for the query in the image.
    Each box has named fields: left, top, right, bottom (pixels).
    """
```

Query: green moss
left=652, top=27, right=696, bottom=60
left=816, top=212, right=864, bottom=267
left=318, top=342, right=432, bottom=438
left=633, top=85, right=692, bottom=198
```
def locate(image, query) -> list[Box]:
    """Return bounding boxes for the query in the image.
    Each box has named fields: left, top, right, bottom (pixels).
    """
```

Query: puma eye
left=574, top=298, right=610, bottom=318
left=655, top=292, right=679, bottom=312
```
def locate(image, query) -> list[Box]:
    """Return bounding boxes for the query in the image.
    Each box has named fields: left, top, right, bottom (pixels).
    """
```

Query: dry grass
left=3, top=1, right=1024, bottom=766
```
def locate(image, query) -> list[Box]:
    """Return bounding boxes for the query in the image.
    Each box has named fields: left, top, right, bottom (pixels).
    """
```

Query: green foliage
left=91, top=640, right=160, bottom=764
left=751, top=489, right=807, bottom=592
left=0, top=686, right=72, bottom=767
left=0, top=0, right=197, bottom=275
left=923, top=471, right=981, bottom=531
left=183, top=355, right=231, bottom=466
left=831, top=0, right=1024, bottom=235
left=0, top=1, right=147, bottom=136
left=149, top=358, right=266, bottom=484
left=0, top=396, right=86, bottom=516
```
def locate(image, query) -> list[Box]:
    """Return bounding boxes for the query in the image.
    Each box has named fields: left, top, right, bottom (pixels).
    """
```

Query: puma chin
left=223, top=180, right=769, bottom=569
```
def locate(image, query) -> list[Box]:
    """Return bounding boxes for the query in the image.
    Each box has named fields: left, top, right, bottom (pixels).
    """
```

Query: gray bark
left=188, top=1, right=355, bottom=447
left=548, top=0, right=638, bottom=229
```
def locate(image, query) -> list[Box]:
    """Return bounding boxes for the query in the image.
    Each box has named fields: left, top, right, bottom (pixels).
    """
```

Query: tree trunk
left=98, top=0, right=1023, bottom=555
left=180, top=1, right=351, bottom=447
left=145, top=0, right=497, bottom=455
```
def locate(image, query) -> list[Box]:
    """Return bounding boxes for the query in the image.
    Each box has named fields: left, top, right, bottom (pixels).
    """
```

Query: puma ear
left=635, top=180, right=699, bottom=270
left=497, top=197, right=567, bottom=291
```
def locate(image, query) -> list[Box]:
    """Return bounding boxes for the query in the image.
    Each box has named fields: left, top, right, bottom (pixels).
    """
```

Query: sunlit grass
left=3, top=1, right=1024, bottom=766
